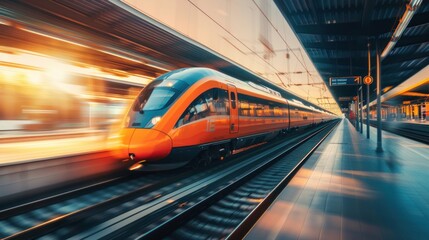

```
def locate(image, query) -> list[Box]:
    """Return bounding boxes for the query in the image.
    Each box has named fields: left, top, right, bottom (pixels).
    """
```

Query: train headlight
left=151, top=116, right=161, bottom=125
left=145, top=116, right=161, bottom=128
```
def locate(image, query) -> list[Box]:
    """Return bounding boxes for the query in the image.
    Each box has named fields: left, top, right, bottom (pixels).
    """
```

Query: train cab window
left=175, top=88, right=229, bottom=128
left=142, top=88, right=175, bottom=110
left=127, top=79, right=189, bottom=129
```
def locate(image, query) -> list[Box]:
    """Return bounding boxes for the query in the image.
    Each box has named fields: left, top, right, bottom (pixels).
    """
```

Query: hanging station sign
left=338, top=96, right=352, bottom=101
left=329, top=76, right=361, bottom=86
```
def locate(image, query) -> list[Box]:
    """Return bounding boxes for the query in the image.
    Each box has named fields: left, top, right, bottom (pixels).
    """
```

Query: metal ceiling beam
left=382, top=68, right=419, bottom=78
left=284, top=2, right=404, bottom=18
left=395, top=35, right=429, bottom=47
left=286, top=7, right=360, bottom=17
left=312, top=56, right=368, bottom=65
left=408, top=11, right=429, bottom=28
left=304, top=41, right=367, bottom=50
left=294, top=11, right=429, bottom=36
left=316, top=69, right=367, bottom=77
left=275, top=0, right=428, bottom=110
left=303, top=35, right=427, bottom=50
left=361, top=0, right=376, bottom=34
left=316, top=64, right=367, bottom=71
left=381, top=63, right=427, bottom=74
left=383, top=51, right=429, bottom=64
left=381, top=0, right=423, bottom=60
left=294, top=22, right=365, bottom=35
left=312, top=51, right=429, bottom=66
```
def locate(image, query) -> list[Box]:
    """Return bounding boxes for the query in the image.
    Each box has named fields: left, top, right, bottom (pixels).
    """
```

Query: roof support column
left=366, top=42, right=371, bottom=139
left=360, top=86, right=364, bottom=134
left=356, top=92, right=360, bottom=132
left=376, top=41, right=383, bottom=152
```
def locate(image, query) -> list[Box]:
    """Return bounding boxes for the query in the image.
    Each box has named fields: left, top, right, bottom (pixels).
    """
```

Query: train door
left=228, top=85, right=239, bottom=133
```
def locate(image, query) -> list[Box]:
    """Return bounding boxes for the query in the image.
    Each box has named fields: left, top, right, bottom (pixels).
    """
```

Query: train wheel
left=191, top=150, right=212, bottom=169
left=221, top=145, right=232, bottom=160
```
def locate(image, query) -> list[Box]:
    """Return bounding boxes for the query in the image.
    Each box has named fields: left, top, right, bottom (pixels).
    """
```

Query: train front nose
left=128, top=129, right=172, bottom=162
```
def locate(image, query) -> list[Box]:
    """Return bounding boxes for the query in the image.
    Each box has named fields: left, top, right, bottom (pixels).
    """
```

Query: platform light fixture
left=20, top=27, right=89, bottom=48
left=381, top=0, right=423, bottom=60
left=18, top=25, right=172, bottom=72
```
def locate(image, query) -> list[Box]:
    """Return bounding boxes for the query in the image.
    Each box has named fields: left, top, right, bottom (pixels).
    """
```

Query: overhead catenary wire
left=187, top=1, right=319, bottom=94
left=251, top=0, right=316, bottom=82
left=187, top=0, right=284, bottom=76
left=251, top=0, right=327, bottom=97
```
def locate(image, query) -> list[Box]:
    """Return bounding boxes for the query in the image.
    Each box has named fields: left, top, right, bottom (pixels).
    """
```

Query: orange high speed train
left=116, top=68, right=336, bottom=170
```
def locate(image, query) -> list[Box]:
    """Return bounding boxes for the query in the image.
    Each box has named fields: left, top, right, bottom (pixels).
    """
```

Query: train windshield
left=133, top=80, right=188, bottom=111
left=127, top=79, right=189, bottom=128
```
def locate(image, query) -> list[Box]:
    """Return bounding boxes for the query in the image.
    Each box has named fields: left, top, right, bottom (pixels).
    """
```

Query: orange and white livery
left=115, top=68, right=336, bottom=170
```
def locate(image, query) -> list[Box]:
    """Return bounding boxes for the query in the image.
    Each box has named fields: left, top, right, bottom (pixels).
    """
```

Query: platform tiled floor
left=246, top=118, right=429, bottom=240
left=0, top=134, right=109, bottom=165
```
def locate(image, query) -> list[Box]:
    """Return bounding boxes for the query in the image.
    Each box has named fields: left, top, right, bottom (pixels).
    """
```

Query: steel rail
left=228, top=120, right=339, bottom=239
left=2, top=170, right=193, bottom=240
left=134, top=120, right=339, bottom=240
left=2, top=121, right=336, bottom=240
left=0, top=176, right=125, bottom=220
left=369, top=120, right=429, bottom=144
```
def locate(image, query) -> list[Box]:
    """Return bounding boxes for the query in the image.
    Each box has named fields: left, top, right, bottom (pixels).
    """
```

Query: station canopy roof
left=0, top=0, right=327, bottom=112
left=274, top=0, right=429, bottom=108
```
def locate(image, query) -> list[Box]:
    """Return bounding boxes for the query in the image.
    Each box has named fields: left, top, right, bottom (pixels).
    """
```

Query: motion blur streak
left=0, top=48, right=151, bottom=164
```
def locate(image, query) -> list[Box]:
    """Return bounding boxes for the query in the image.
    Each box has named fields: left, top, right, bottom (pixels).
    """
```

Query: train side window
left=230, top=92, right=236, bottom=109
left=240, top=101, right=249, bottom=116
left=257, top=104, right=263, bottom=117
left=204, top=90, right=216, bottom=114
left=274, top=107, right=280, bottom=117
left=194, top=97, right=209, bottom=118
left=175, top=88, right=228, bottom=128
left=175, top=97, right=204, bottom=127
left=220, top=89, right=230, bottom=115
left=210, top=89, right=229, bottom=116
left=187, top=106, right=198, bottom=122
left=212, top=88, right=219, bottom=101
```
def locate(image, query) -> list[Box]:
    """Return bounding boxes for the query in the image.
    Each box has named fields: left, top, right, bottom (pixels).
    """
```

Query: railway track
left=0, top=120, right=338, bottom=239
left=136, top=120, right=339, bottom=240
left=0, top=171, right=191, bottom=239
left=368, top=120, right=429, bottom=144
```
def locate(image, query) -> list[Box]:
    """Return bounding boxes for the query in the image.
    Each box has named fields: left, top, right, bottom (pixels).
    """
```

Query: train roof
left=155, top=67, right=285, bottom=103
left=156, top=68, right=335, bottom=114
left=155, top=67, right=216, bottom=85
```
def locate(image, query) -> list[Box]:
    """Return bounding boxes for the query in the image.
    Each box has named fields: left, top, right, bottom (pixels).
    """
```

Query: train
left=114, top=68, right=337, bottom=170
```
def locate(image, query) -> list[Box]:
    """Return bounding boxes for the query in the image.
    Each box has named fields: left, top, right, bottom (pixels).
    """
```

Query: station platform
left=0, top=127, right=116, bottom=165
left=380, top=119, right=428, bottom=125
left=246, top=118, right=429, bottom=240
